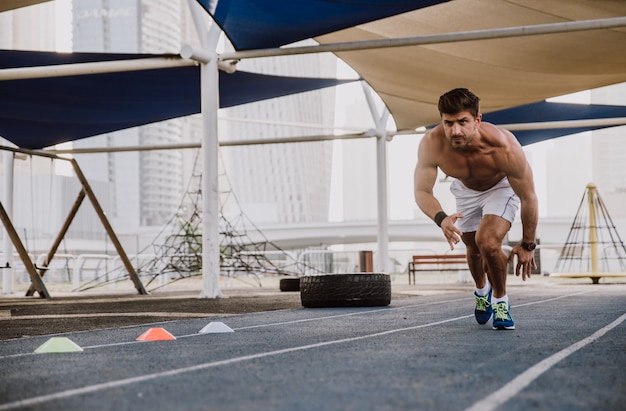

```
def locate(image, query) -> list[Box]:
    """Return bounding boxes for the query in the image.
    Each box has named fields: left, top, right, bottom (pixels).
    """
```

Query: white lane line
left=5, top=312, right=217, bottom=320
left=0, top=291, right=593, bottom=358
left=175, top=297, right=470, bottom=337
left=465, top=311, right=626, bottom=411
left=0, top=290, right=601, bottom=410
left=513, top=289, right=595, bottom=308
left=0, top=298, right=466, bottom=359
left=0, top=314, right=474, bottom=410
left=199, top=290, right=595, bottom=334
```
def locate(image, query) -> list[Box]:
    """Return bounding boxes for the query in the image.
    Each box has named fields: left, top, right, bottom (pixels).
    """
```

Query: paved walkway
left=0, top=274, right=624, bottom=410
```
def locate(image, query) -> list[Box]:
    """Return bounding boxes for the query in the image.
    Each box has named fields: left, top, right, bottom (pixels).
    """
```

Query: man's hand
left=440, top=213, right=464, bottom=250
left=508, top=245, right=537, bottom=281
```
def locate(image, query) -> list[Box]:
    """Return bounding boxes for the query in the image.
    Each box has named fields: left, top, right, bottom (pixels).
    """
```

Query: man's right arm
left=414, top=162, right=442, bottom=220
left=413, top=136, right=444, bottom=220
left=414, top=135, right=463, bottom=249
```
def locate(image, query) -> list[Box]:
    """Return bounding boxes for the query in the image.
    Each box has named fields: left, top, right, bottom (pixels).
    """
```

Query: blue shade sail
left=0, top=50, right=355, bottom=149
left=195, top=0, right=450, bottom=50
left=483, top=101, right=626, bottom=146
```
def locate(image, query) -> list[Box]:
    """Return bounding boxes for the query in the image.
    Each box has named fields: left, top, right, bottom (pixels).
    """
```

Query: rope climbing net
left=80, top=149, right=310, bottom=292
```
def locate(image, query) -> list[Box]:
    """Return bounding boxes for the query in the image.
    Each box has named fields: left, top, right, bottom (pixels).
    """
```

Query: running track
left=0, top=282, right=624, bottom=410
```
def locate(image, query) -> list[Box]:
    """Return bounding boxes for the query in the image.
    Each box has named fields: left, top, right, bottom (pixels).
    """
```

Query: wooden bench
left=549, top=272, right=626, bottom=284
left=407, top=254, right=468, bottom=284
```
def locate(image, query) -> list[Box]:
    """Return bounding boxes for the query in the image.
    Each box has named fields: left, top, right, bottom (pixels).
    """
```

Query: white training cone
left=198, top=321, right=234, bottom=334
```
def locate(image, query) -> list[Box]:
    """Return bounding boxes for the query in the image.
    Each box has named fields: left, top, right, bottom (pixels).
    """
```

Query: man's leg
left=461, top=231, right=486, bottom=288
left=474, top=215, right=511, bottom=298
left=461, top=231, right=493, bottom=325
left=475, top=215, right=515, bottom=330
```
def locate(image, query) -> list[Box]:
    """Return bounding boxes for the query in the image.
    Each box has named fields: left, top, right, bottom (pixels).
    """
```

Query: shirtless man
left=413, top=88, right=538, bottom=330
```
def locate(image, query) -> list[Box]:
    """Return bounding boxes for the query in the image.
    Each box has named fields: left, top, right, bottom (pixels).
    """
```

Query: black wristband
left=434, top=211, right=448, bottom=227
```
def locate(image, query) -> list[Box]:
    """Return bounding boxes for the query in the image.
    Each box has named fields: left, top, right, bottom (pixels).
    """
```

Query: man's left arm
left=501, top=135, right=539, bottom=280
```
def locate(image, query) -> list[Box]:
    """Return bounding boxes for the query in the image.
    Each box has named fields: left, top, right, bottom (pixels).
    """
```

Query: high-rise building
left=544, top=82, right=626, bottom=218
left=219, top=42, right=338, bottom=224
left=72, top=0, right=183, bottom=229
left=0, top=2, right=113, bottom=254
left=591, top=83, right=626, bottom=217
left=0, top=1, right=55, bottom=50
left=71, top=1, right=340, bottom=231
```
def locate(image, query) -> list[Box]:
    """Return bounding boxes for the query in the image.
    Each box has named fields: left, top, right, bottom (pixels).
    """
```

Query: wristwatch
left=521, top=241, right=537, bottom=251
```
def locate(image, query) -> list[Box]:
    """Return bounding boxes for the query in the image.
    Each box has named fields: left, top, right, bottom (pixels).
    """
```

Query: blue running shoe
left=474, top=289, right=492, bottom=324
left=492, top=302, right=515, bottom=330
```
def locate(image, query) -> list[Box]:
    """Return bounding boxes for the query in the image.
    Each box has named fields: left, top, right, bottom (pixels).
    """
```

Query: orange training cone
left=136, top=327, right=176, bottom=341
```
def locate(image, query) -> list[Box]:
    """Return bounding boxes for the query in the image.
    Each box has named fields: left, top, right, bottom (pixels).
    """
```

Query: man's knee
left=461, top=232, right=477, bottom=247
left=474, top=232, right=504, bottom=256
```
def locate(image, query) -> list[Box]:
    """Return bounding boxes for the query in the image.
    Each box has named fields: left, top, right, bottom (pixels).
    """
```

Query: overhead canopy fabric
left=2, top=0, right=626, bottom=150
left=195, top=0, right=450, bottom=50
left=0, top=50, right=354, bottom=149
left=0, top=0, right=50, bottom=13
left=314, top=0, right=626, bottom=131
left=482, top=101, right=626, bottom=146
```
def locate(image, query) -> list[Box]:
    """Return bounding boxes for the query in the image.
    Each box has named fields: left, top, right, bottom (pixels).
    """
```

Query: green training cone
left=34, top=337, right=83, bottom=354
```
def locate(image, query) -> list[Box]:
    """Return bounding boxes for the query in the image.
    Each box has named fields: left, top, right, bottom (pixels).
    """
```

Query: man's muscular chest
left=438, top=151, right=504, bottom=188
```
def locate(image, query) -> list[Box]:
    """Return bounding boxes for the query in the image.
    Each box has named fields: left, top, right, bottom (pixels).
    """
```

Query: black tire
left=279, top=277, right=300, bottom=292
left=300, top=273, right=391, bottom=308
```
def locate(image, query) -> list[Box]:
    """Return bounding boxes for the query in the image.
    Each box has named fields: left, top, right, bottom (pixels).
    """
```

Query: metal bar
left=38, top=116, right=626, bottom=155
left=220, top=16, right=626, bottom=61
left=500, top=117, right=626, bottom=131
left=587, top=183, right=599, bottom=273
left=0, top=145, right=67, bottom=160
left=0, top=145, right=146, bottom=295
left=35, top=116, right=626, bottom=155
left=220, top=132, right=373, bottom=146
left=197, top=15, right=225, bottom=298
left=70, top=158, right=148, bottom=295
left=0, top=200, right=50, bottom=298
left=47, top=143, right=202, bottom=154
left=219, top=116, right=364, bottom=132
left=0, top=57, right=194, bottom=81
left=375, top=109, right=390, bottom=273
left=25, top=190, right=86, bottom=296
left=2, top=151, right=14, bottom=294
left=362, top=81, right=390, bottom=273
left=42, top=132, right=374, bottom=154
left=181, top=45, right=238, bottom=73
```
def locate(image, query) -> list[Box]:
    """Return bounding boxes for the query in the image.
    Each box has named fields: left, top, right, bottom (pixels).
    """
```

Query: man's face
left=441, top=111, right=481, bottom=149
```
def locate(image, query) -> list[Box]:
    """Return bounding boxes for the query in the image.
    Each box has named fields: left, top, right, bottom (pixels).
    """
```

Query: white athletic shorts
left=449, top=177, right=520, bottom=233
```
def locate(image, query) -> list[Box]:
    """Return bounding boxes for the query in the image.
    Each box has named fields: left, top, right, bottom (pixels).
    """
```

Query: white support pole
left=2, top=151, right=14, bottom=294
left=375, top=111, right=390, bottom=273
left=198, top=54, right=223, bottom=298
left=362, top=82, right=391, bottom=272
left=188, top=0, right=224, bottom=298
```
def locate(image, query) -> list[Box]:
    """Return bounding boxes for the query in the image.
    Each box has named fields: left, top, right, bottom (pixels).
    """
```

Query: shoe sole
left=493, top=324, right=515, bottom=330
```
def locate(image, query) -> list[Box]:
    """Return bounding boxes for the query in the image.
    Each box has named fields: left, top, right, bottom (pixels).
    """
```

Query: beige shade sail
left=0, top=0, right=51, bottom=13
left=316, top=0, right=626, bottom=131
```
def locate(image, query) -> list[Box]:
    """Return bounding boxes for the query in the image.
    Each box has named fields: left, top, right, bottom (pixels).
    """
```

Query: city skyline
left=3, top=0, right=626, bottom=226
left=1, top=0, right=625, bottom=294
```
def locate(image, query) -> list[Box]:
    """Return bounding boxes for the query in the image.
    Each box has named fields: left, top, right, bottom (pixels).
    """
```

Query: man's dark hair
left=438, top=88, right=480, bottom=118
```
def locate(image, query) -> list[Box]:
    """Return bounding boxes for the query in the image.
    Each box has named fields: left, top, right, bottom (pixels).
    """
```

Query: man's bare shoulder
left=420, top=125, right=445, bottom=147
left=478, top=122, right=513, bottom=147
left=417, top=125, right=445, bottom=163
left=480, top=122, right=528, bottom=171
